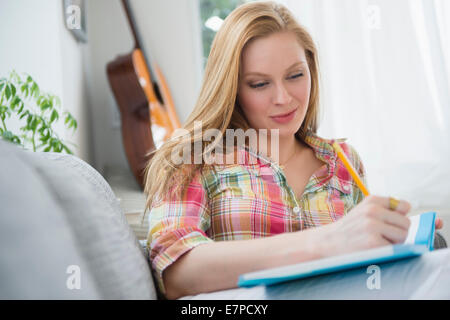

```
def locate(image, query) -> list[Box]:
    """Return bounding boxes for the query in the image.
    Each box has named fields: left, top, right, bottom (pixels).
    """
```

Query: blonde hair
left=142, top=1, right=321, bottom=219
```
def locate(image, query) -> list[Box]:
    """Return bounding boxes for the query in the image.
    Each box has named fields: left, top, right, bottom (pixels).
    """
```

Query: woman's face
left=238, top=31, right=311, bottom=139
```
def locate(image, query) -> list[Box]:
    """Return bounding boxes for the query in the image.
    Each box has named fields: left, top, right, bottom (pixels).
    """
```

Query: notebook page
left=404, top=215, right=421, bottom=245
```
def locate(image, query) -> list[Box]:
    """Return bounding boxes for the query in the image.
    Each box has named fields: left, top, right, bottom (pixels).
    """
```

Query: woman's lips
left=270, top=108, right=298, bottom=124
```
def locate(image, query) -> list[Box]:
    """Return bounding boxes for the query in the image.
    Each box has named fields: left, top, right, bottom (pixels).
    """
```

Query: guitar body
left=106, top=0, right=182, bottom=189
left=132, top=49, right=179, bottom=144
left=106, top=52, right=155, bottom=188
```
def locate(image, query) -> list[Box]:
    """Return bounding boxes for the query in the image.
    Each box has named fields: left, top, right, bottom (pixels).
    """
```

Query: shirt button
left=293, top=206, right=300, bottom=213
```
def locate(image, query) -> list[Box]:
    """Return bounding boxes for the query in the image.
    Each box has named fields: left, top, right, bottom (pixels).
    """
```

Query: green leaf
left=39, top=134, right=50, bottom=143
left=50, top=109, right=59, bottom=123
left=53, top=96, right=61, bottom=107
left=10, top=70, right=20, bottom=83
left=31, top=117, right=38, bottom=131
left=62, top=144, right=73, bottom=155
left=41, top=101, right=51, bottom=111
left=19, top=110, right=29, bottom=120
left=17, top=101, right=24, bottom=114
left=52, top=140, right=61, bottom=152
left=0, top=82, right=4, bottom=92
left=31, top=83, right=39, bottom=98
left=40, top=129, right=51, bottom=143
left=10, top=84, right=16, bottom=97
left=10, top=96, right=20, bottom=110
left=12, top=136, right=21, bottom=144
left=50, top=138, right=57, bottom=148
left=47, top=96, right=53, bottom=108
left=44, top=146, right=52, bottom=152
left=5, top=84, right=11, bottom=100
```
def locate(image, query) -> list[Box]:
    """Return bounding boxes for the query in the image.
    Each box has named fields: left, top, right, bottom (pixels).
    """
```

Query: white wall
left=1, top=0, right=203, bottom=175
left=0, top=0, right=93, bottom=163
left=84, top=0, right=204, bottom=174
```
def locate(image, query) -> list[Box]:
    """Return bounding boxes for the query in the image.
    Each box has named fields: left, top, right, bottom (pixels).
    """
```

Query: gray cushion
left=0, top=140, right=156, bottom=299
left=0, top=141, right=100, bottom=299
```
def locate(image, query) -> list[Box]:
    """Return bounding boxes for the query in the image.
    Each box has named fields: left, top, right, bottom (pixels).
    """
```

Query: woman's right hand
left=320, top=195, right=412, bottom=257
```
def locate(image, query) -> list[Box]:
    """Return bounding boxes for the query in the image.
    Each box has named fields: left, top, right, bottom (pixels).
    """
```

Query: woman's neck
left=249, top=132, right=307, bottom=165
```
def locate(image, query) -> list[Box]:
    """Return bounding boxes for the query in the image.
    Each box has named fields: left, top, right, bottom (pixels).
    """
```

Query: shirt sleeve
left=146, top=170, right=214, bottom=297
left=342, top=143, right=368, bottom=206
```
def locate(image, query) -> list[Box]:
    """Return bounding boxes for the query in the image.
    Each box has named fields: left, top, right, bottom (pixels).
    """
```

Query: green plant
left=0, top=70, right=77, bottom=154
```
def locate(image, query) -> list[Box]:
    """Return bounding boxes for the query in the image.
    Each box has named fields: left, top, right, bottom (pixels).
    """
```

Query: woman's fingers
left=366, top=196, right=444, bottom=230
left=373, top=235, right=392, bottom=247
left=389, top=198, right=411, bottom=215
left=366, top=195, right=411, bottom=215
left=379, top=209, right=411, bottom=231
left=435, top=218, right=443, bottom=230
left=371, top=220, right=409, bottom=244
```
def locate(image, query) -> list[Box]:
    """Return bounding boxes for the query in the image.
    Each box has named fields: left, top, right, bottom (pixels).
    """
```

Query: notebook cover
left=238, top=211, right=436, bottom=288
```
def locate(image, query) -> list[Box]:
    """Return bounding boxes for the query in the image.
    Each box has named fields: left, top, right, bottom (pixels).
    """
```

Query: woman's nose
left=272, top=82, right=292, bottom=105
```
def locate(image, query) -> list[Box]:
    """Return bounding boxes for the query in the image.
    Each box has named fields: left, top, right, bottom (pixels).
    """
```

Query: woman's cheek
left=249, top=90, right=271, bottom=110
left=239, top=88, right=274, bottom=126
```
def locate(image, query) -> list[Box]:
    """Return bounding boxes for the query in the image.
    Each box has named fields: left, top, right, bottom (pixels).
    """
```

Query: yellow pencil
left=332, top=142, right=370, bottom=197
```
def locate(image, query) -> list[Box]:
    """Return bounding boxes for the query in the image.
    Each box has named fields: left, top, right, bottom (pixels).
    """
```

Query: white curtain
left=276, top=0, right=450, bottom=210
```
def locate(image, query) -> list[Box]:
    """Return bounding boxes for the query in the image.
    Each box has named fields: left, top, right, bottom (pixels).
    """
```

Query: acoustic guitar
left=106, top=0, right=181, bottom=189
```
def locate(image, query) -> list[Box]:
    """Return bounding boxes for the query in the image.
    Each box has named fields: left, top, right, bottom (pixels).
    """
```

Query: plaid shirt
left=146, top=131, right=367, bottom=295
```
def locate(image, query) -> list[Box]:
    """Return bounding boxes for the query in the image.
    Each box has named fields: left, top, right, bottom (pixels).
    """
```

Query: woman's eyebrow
left=243, top=61, right=306, bottom=77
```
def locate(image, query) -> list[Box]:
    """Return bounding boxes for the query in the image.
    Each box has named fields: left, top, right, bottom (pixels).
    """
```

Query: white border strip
left=405, top=215, right=420, bottom=244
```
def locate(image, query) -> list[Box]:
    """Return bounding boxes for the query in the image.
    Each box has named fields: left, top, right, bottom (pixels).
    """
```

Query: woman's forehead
left=240, top=33, right=307, bottom=75
left=241, top=32, right=306, bottom=72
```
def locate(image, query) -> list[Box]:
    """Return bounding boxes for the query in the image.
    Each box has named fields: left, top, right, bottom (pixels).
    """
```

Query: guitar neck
left=121, top=0, right=157, bottom=82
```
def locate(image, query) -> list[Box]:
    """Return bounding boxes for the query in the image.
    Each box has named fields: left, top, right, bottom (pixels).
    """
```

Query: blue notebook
left=238, top=211, right=436, bottom=288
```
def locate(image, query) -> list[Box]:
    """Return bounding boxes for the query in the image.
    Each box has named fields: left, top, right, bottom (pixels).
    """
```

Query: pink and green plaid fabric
left=146, top=131, right=367, bottom=295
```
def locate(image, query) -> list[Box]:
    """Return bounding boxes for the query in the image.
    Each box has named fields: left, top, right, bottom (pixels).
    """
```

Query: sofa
left=0, top=139, right=158, bottom=299
left=1, top=139, right=448, bottom=300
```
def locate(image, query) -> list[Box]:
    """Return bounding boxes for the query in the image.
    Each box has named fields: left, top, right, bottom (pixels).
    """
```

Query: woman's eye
left=249, top=73, right=303, bottom=89
left=250, top=82, right=268, bottom=89
left=290, top=73, right=304, bottom=79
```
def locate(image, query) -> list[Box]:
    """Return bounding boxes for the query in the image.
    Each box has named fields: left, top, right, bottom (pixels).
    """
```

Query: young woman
left=143, top=1, right=444, bottom=299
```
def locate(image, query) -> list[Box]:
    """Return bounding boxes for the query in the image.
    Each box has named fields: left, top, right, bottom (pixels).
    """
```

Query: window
left=199, top=0, right=253, bottom=68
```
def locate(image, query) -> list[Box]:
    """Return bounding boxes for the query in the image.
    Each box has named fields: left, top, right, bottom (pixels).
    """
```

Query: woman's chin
left=270, top=124, right=302, bottom=138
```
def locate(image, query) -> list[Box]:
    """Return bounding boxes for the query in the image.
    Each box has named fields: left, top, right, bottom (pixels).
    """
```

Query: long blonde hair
left=143, top=1, right=321, bottom=218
